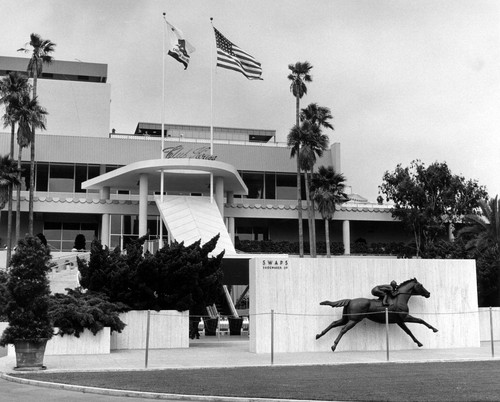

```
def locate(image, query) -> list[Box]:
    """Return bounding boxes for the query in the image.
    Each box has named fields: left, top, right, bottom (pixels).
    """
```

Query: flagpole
left=159, top=12, right=166, bottom=249
left=209, top=17, right=214, bottom=203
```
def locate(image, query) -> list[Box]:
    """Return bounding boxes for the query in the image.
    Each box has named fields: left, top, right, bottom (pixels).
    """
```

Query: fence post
left=271, top=309, right=274, bottom=365
left=490, top=307, right=495, bottom=358
left=145, top=309, right=151, bottom=368
left=385, top=308, right=390, bottom=362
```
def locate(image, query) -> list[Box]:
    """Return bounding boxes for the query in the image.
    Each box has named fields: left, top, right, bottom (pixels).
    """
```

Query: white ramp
left=155, top=195, right=235, bottom=256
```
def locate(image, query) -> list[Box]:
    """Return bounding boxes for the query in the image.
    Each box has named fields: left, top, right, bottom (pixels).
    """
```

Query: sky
left=1, top=0, right=499, bottom=202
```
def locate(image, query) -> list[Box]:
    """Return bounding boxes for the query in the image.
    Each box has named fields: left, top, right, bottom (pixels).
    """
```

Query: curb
left=0, top=372, right=332, bottom=402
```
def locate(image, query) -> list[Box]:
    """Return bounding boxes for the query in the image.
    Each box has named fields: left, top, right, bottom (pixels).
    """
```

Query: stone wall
left=250, top=257, right=479, bottom=353
left=111, top=310, right=189, bottom=350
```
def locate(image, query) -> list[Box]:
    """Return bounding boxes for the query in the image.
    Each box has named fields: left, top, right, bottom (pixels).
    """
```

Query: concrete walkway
left=0, top=335, right=498, bottom=374
left=0, top=336, right=498, bottom=402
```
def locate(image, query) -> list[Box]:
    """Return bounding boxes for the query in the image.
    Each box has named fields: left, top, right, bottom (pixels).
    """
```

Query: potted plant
left=0, top=236, right=54, bottom=370
left=228, top=315, right=244, bottom=336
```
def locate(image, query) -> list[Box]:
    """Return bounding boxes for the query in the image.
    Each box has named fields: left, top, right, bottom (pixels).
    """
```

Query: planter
left=228, top=317, right=243, bottom=336
left=204, top=318, right=219, bottom=336
left=14, top=339, right=48, bottom=371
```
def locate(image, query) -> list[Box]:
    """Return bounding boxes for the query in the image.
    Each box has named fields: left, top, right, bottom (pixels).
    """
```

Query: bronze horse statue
left=316, top=278, right=438, bottom=352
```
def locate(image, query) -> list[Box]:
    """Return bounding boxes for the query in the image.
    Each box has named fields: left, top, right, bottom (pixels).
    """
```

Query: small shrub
left=49, top=288, right=128, bottom=337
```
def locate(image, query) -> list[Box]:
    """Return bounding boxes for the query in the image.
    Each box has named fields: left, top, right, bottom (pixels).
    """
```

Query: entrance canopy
left=82, top=158, right=248, bottom=195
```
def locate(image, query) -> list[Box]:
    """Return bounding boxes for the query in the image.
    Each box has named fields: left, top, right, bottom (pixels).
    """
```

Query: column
left=214, top=176, right=224, bottom=216
left=343, top=220, right=350, bottom=255
left=226, top=191, right=235, bottom=243
left=139, top=174, right=149, bottom=237
left=100, top=186, right=110, bottom=247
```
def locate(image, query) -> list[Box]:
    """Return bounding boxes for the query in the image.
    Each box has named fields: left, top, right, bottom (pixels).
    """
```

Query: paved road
left=0, top=377, right=186, bottom=401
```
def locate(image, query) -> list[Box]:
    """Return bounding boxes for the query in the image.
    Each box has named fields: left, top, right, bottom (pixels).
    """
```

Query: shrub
left=49, top=288, right=128, bottom=337
left=78, top=234, right=225, bottom=313
left=0, top=236, right=54, bottom=346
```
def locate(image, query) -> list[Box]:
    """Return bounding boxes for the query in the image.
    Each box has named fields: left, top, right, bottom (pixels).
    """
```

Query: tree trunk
left=16, top=145, right=22, bottom=244
left=309, top=171, right=317, bottom=256
left=7, top=123, right=15, bottom=265
left=304, top=170, right=315, bottom=257
left=295, top=94, right=303, bottom=257
left=28, top=73, right=37, bottom=236
left=325, top=218, right=330, bottom=258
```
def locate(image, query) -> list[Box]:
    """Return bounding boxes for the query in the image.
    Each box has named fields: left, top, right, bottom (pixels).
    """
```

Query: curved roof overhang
left=82, top=158, right=248, bottom=195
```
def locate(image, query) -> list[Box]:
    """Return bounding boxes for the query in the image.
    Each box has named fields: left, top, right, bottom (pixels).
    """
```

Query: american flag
left=213, top=27, right=262, bottom=80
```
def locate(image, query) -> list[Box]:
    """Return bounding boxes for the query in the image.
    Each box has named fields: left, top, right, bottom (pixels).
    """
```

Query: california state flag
left=166, top=20, right=195, bottom=69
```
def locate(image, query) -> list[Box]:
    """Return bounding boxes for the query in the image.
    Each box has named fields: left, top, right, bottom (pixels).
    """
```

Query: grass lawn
left=13, top=361, right=500, bottom=401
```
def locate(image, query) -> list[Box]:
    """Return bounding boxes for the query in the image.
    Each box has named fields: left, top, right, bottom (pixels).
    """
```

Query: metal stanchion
left=145, top=310, right=151, bottom=368
left=271, top=310, right=274, bottom=365
left=385, top=308, right=390, bottom=362
left=489, top=307, right=495, bottom=358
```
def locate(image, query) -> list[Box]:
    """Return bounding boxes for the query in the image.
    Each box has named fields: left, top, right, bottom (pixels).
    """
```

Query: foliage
left=78, top=235, right=225, bottom=313
left=458, top=195, right=500, bottom=306
left=0, top=236, right=54, bottom=345
left=0, top=154, right=22, bottom=209
left=0, top=270, right=9, bottom=321
left=49, top=289, right=127, bottom=337
left=236, top=239, right=344, bottom=255
left=379, top=160, right=488, bottom=256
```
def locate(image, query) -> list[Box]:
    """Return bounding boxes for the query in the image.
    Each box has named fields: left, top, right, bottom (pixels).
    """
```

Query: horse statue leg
left=331, top=320, right=359, bottom=352
left=316, top=316, right=348, bottom=340
left=404, top=314, right=438, bottom=333
left=396, top=322, right=423, bottom=347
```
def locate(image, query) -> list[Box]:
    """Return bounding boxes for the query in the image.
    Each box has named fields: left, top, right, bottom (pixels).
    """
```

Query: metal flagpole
left=209, top=17, right=214, bottom=204
left=159, top=12, right=166, bottom=249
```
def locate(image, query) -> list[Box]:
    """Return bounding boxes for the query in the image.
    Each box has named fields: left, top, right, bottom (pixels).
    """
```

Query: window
left=49, top=164, right=74, bottom=193
left=276, top=174, right=297, bottom=200
left=44, top=221, right=98, bottom=251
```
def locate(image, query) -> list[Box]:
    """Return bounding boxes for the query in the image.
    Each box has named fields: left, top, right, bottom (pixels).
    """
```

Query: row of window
left=22, top=162, right=305, bottom=200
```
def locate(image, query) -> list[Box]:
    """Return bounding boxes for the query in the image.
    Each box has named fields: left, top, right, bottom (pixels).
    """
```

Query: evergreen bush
left=0, top=236, right=54, bottom=346
left=49, top=288, right=128, bottom=337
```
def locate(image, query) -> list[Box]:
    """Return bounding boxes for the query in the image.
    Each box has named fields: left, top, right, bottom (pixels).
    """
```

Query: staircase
left=155, top=195, right=236, bottom=256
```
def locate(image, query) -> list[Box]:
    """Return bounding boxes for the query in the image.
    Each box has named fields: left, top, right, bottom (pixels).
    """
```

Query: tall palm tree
left=311, top=166, right=347, bottom=257
left=298, top=122, right=329, bottom=257
left=10, top=93, right=47, bottom=243
left=18, top=33, right=56, bottom=235
left=0, top=72, right=30, bottom=263
left=299, top=103, right=333, bottom=256
left=287, top=61, right=313, bottom=257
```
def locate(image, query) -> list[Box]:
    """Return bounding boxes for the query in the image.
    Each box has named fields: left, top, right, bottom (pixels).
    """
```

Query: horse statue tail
left=320, top=299, right=351, bottom=308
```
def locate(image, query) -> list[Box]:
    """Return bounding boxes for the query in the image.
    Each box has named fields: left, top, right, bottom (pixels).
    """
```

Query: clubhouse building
left=0, top=56, right=407, bottom=258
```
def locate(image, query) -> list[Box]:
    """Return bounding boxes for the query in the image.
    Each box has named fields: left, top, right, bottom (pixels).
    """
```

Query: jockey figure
left=371, top=280, right=399, bottom=306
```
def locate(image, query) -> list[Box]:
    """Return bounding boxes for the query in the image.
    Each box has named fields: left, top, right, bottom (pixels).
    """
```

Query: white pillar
left=343, top=220, right=350, bottom=255
left=100, top=186, right=110, bottom=247
left=214, top=176, right=224, bottom=216
left=139, top=174, right=149, bottom=237
left=226, top=191, right=235, bottom=243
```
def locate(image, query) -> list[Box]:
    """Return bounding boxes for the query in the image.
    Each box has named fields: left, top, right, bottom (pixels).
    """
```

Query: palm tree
left=10, top=93, right=48, bottom=243
left=0, top=72, right=30, bottom=262
left=299, top=103, right=333, bottom=256
left=298, top=121, right=329, bottom=257
left=458, top=196, right=500, bottom=252
left=458, top=195, right=500, bottom=305
left=18, top=33, right=56, bottom=235
left=311, top=166, right=347, bottom=257
left=287, top=61, right=313, bottom=257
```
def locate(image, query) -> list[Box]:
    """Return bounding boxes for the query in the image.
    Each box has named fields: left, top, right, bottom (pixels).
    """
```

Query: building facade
left=0, top=56, right=407, bottom=256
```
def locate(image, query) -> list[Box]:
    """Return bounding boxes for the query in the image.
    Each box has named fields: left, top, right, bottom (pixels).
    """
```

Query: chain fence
left=139, top=307, right=499, bottom=367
